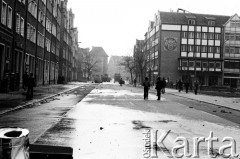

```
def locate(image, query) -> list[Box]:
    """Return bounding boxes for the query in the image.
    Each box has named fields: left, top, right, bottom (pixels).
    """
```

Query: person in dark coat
left=178, top=79, right=183, bottom=92
left=194, top=80, right=199, bottom=95
left=22, top=72, right=28, bottom=90
left=143, top=77, right=150, bottom=100
left=162, top=77, right=167, bottom=94
left=26, top=73, right=35, bottom=100
left=119, top=78, right=123, bottom=86
left=185, top=80, right=190, bottom=93
left=133, top=78, right=137, bottom=87
left=155, top=76, right=163, bottom=100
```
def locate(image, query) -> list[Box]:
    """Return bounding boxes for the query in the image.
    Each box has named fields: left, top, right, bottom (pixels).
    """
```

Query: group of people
left=176, top=79, right=199, bottom=95
left=22, top=72, right=35, bottom=100
left=143, top=76, right=167, bottom=100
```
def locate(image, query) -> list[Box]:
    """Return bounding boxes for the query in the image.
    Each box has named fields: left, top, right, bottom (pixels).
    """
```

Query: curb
left=165, top=91, right=240, bottom=112
left=0, top=86, right=80, bottom=116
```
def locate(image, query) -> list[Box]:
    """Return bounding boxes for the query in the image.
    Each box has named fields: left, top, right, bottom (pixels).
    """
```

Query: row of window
left=182, top=32, right=221, bottom=40
left=225, top=33, right=240, bottom=41
left=224, top=60, right=240, bottom=69
left=181, top=45, right=220, bottom=53
left=225, top=47, right=240, bottom=54
left=188, top=19, right=215, bottom=26
left=1, top=1, right=12, bottom=29
left=181, top=52, right=220, bottom=59
left=180, top=60, right=222, bottom=69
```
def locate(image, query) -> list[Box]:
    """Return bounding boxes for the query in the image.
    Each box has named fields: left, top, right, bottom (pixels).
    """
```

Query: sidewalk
left=164, top=88, right=240, bottom=111
left=0, top=82, right=84, bottom=115
left=127, top=84, right=240, bottom=111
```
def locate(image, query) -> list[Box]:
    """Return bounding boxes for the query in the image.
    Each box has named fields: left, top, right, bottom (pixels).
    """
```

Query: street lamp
left=178, top=8, right=198, bottom=83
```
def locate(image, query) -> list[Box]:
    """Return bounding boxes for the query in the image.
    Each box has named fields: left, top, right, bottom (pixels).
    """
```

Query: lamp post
left=178, top=8, right=198, bottom=84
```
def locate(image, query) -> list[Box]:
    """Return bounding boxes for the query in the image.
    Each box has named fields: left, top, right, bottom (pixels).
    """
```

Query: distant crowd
left=132, top=77, right=200, bottom=100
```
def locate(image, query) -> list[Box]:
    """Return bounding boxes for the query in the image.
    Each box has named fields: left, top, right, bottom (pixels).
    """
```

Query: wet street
left=1, top=83, right=240, bottom=159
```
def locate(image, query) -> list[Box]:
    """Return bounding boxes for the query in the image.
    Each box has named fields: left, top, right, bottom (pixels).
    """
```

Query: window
left=181, top=45, right=187, bottom=51
left=182, top=32, right=187, bottom=38
left=230, top=47, right=235, bottom=53
left=209, top=62, right=215, bottom=68
left=27, top=23, right=30, bottom=39
left=230, top=21, right=240, bottom=28
left=225, top=46, right=230, bottom=53
left=16, top=13, right=20, bottom=34
left=214, top=47, right=220, bottom=53
left=230, top=35, right=235, bottom=40
left=235, top=47, right=240, bottom=54
left=215, top=34, right=220, bottom=40
left=202, top=62, right=208, bottom=68
left=182, top=60, right=188, bottom=67
left=7, top=6, right=12, bottom=28
left=236, top=34, right=240, bottom=41
left=208, top=21, right=215, bottom=26
left=201, top=46, right=207, bottom=52
left=208, top=46, right=214, bottom=53
left=189, top=61, right=195, bottom=67
left=195, top=32, right=201, bottom=39
left=1, top=1, right=7, bottom=25
left=208, top=33, right=214, bottom=40
left=225, top=33, right=230, bottom=41
left=216, top=62, right=221, bottom=69
left=188, top=45, right=194, bottom=52
left=20, top=17, right=24, bottom=36
left=188, top=19, right=195, bottom=25
left=196, top=61, right=201, bottom=67
left=195, top=46, right=201, bottom=52
left=188, top=32, right=194, bottom=38
left=202, top=33, right=207, bottom=39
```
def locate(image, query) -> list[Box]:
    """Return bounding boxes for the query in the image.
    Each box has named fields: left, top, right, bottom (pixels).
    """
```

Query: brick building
left=0, top=0, right=82, bottom=92
left=138, top=10, right=240, bottom=88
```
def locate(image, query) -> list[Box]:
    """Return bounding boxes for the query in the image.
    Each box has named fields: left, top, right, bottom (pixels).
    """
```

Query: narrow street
left=0, top=83, right=240, bottom=159
left=0, top=83, right=240, bottom=158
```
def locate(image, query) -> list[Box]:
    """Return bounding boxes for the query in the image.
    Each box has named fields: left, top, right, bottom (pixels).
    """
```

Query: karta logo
left=143, top=129, right=239, bottom=158
left=164, top=38, right=177, bottom=51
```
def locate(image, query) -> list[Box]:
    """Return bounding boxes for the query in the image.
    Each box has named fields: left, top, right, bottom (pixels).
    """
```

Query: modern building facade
left=138, top=10, right=240, bottom=88
left=0, top=0, right=82, bottom=92
left=223, top=14, right=240, bottom=88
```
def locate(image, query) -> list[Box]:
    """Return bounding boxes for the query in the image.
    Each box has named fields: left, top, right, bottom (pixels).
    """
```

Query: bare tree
left=134, top=51, right=147, bottom=84
left=81, top=49, right=99, bottom=80
left=120, top=56, right=135, bottom=84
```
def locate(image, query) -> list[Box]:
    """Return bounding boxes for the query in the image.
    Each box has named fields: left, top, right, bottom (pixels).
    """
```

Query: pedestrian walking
left=162, top=77, right=167, bottom=94
left=155, top=76, right=164, bottom=100
left=178, top=79, right=183, bottom=92
left=133, top=78, right=137, bottom=87
left=175, top=80, right=178, bottom=90
left=194, top=80, right=199, bottom=95
left=143, top=77, right=150, bottom=100
left=185, top=80, right=190, bottom=93
left=22, top=72, right=28, bottom=90
left=119, top=78, right=123, bottom=86
left=26, top=73, right=35, bottom=100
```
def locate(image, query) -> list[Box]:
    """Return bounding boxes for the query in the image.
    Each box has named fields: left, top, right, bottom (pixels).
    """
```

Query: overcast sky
left=68, top=0, right=240, bottom=57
